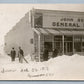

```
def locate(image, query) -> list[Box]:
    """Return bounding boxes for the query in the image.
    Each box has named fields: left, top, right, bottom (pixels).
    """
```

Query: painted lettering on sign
left=51, top=18, right=83, bottom=28
left=43, top=15, right=84, bottom=28
left=60, top=18, right=73, bottom=22
left=52, top=22, right=80, bottom=27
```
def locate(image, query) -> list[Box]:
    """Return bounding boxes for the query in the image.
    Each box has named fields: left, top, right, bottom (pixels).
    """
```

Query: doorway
left=64, top=42, right=73, bottom=54
left=64, top=36, right=73, bottom=55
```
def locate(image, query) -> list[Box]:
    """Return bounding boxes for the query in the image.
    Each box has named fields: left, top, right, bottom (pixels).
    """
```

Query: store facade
left=31, top=9, right=84, bottom=61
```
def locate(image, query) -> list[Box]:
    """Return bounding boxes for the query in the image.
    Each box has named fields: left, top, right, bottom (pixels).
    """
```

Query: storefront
left=33, top=28, right=84, bottom=61
left=30, top=9, right=84, bottom=61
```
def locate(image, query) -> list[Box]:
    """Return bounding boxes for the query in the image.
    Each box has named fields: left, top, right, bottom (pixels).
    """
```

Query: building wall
left=33, top=9, right=84, bottom=29
left=4, top=12, right=34, bottom=56
left=32, top=9, right=84, bottom=61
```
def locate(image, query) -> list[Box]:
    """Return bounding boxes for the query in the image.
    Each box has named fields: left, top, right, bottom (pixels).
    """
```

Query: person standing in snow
left=43, top=47, right=49, bottom=61
left=18, top=47, right=24, bottom=63
left=10, top=48, right=16, bottom=61
left=52, top=48, right=58, bottom=58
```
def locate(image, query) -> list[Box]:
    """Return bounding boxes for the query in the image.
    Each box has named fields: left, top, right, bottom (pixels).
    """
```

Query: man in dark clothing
left=18, top=47, right=24, bottom=63
left=43, top=48, right=49, bottom=61
left=10, top=48, right=16, bottom=61
left=52, top=48, right=58, bottom=58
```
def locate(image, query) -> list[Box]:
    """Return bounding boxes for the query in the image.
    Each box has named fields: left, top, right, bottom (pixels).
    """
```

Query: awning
left=58, top=30, right=72, bottom=35
left=36, top=28, right=61, bottom=35
left=36, top=28, right=48, bottom=35
left=45, top=29, right=61, bottom=35
left=35, top=28, right=84, bottom=36
left=55, top=29, right=84, bottom=35
left=71, top=30, right=84, bottom=35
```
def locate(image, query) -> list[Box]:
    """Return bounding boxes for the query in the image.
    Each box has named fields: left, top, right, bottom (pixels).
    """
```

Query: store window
left=54, top=36, right=62, bottom=53
left=54, top=36, right=62, bottom=41
left=44, top=35, right=52, bottom=42
left=34, top=13, right=43, bottom=28
left=64, top=36, right=73, bottom=41
left=44, top=35, right=53, bottom=51
left=82, top=37, right=84, bottom=51
left=74, top=36, right=82, bottom=52
left=82, top=42, right=84, bottom=46
left=44, top=42, right=52, bottom=51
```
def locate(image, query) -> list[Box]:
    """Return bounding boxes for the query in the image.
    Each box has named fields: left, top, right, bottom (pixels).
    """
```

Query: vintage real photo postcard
left=0, top=4, right=84, bottom=80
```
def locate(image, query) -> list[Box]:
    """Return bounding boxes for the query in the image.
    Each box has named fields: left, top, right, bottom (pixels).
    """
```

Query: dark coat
left=52, top=49, right=58, bottom=58
left=43, top=49, right=49, bottom=61
left=11, top=50, right=16, bottom=57
left=18, top=49, right=24, bottom=56
left=11, top=50, right=16, bottom=61
left=18, top=49, right=24, bottom=63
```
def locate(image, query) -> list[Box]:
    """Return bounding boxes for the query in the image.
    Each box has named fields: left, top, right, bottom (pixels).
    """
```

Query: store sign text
left=52, top=22, right=80, bottom=27
left=52, top=18, right=84, bottom=27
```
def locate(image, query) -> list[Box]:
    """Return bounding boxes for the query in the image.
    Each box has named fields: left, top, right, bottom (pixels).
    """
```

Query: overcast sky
left=0, top=4, right=84, bottom=45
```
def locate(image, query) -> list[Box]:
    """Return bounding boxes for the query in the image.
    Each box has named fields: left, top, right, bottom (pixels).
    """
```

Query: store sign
left=52, top=22, right=80, bottom=27
left=43, top=15, right=84, bottom=28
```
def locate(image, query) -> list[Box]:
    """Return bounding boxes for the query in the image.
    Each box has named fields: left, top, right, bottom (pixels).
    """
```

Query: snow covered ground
left=0, top=45, right=84, bottom=80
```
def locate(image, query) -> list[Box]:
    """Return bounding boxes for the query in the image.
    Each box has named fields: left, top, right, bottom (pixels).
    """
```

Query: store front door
left=64, top=36, right=73, bottom=55
left=43, top=42, right=52, bottom=60
left=64, top=42, right=73, bottom=55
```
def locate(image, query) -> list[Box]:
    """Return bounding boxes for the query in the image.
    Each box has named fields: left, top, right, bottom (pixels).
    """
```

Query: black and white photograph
left=0, top=4, right=84, bottom=80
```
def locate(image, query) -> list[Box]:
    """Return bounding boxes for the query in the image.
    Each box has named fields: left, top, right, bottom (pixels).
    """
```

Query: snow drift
left=0, top=45, right=84, bottom=80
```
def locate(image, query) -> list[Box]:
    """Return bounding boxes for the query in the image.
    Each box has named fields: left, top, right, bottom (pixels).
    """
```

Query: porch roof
left=35, top=28, right=84, bottom=35
left=71, top=30, right=84, bottom=35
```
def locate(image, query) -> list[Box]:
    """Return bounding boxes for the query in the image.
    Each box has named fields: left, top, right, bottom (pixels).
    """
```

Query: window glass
left=74, top=42, right=81, bottom=52
left=34, top=13, right=43, bottom=28
left=54, top=36, right=62, bottom=41
left=64, top=36, right=73, bottom=41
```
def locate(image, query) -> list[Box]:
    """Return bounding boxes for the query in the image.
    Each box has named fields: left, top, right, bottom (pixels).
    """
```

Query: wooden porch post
left=62, top=35, right=64, bottom=55
left=38, top=35, right=40, bottom=62
left=73, top=35, right=75, bottom=54
left=52, top=35, right=54, bottom=51
left=81, top=36, right=82, bottom=52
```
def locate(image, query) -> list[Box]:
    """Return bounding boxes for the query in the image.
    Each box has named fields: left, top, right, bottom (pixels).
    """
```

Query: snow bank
left=0, top=44, right=84, bottom=80
left=43, top=54, right=84, bottom=80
